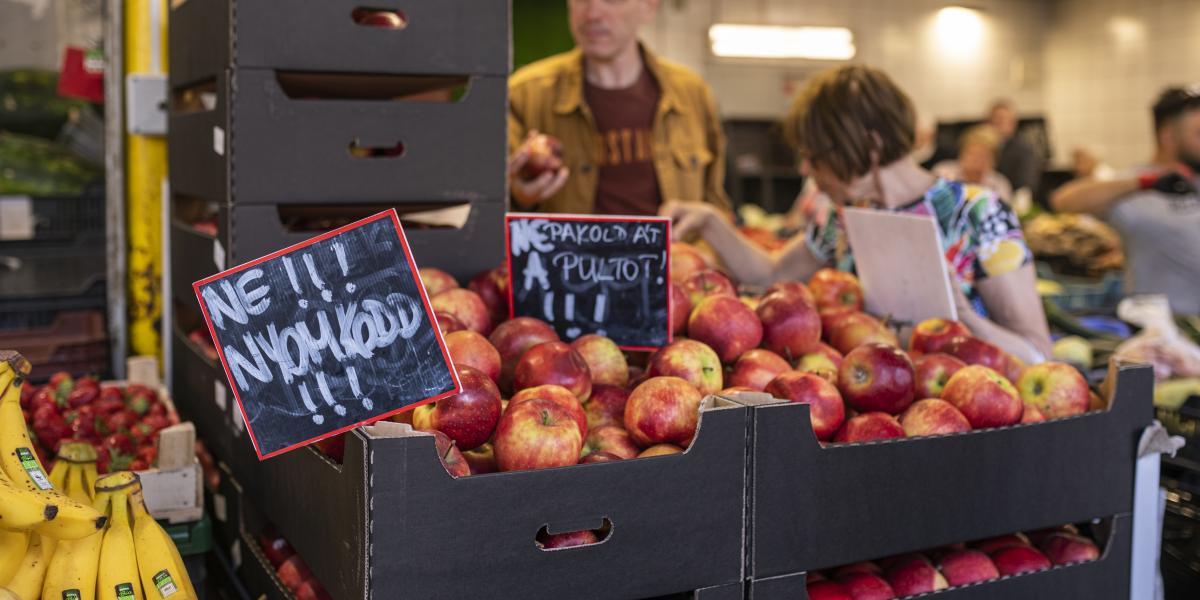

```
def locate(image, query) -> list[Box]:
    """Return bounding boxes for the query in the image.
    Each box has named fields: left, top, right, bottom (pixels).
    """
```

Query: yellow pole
left=124, top=0, right=168, bottom=359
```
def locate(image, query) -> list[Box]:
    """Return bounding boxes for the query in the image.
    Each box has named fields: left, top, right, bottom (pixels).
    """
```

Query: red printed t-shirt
left=584, top=66, right=662, bottom=216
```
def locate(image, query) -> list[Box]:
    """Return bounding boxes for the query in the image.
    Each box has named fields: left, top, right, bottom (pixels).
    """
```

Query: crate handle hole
left=348, top=139, right=406, bottom=159
left=351, top=8, right=408, bottom=30
left=535, top=518, right=612, bottom=551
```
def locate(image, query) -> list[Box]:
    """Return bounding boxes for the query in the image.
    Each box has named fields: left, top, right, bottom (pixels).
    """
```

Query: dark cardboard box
left=231, top=400, right=749, bottom=599
left=747, top=514, right=1133, bottom=599
left=736, top=363, right=1153, bottom=580
left=168, top=0, right=510, bottom=88
left=172, top=325, right=258, bottom=474
left=167, top=68, right=506, bottom=205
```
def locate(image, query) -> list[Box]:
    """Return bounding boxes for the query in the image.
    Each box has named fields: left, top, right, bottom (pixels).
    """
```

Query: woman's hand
left=660, top=200, right=720, bottom=241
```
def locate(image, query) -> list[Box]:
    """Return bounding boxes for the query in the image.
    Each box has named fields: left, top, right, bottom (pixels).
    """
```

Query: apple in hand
left=827, top=312, right=898, bottom=355
left=837, top=572, right=895, bottom=600
left=518, top=133, right=564, bottom=180
left=837, top=343, right=916, bottom=415
left=624, top=376, right=703, bottom=447
left=886, top=556, right=948, bottom=596
left=941, top=335, right=1010, bottom=374
left=468, top=266, right=510, bottom=323
left=445, top=330, right=502, bottom=383
left=909, top=318, right=971, bottom=356
left=537, top=529, right=598, bottom=549
left=432, top=365, right=502, bottom=450
left=765, top=371, right=846, bottom=441
left=688, top=296, right=764, bottom=363
left=647, top=340, right=723, bottom=396
left=584, top=384, right=630, bottom=429
left=670, top=282, right=692, bottom=335
left=941, top=365, right=1023, bottom=428
left=683, top=269, right=737, bottom=307
left=510, top=384, right=588, bottom=441
left=431, top=288, right=493, bottom=336
left=757, top=291, right=822, bottom=358
left=914, top=353, right=966, bottom=399
left=990, top=545, right=1051, bottom=576
left=490, top=317, right=560, bottom=392
left=834, top=412, right=906, bottom=443
left=729, top=349, right=791, bottom=391
left=584, top=424, right=640, bottom=460
left=938, top=550, right=999, bottom=586
left=1016, top=362, right=1090, bottom=418
left=571, top=334, right=629, bottom=387
left=493, top=399, right=582, bottom=471
left=430, top=430, right=470, bottom=478
left=514, top=341, right=593, bottom=401
left=1039, top=532, right=1100, bottom=565
left=899, top=398, right=971, bottom=437
left=419, top=268, right=459, bottom=297
left=808, top=268, right=864, bottom=311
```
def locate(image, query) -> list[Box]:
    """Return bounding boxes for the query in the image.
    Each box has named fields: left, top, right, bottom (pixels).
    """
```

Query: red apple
left=647, top=340, right=723, bottom=396
left=886, top=556, right=948, bottom=596
left=670, top=282, right=692, bottom=335
left=909, top=318, right=971, bottom=356
left=276, top=555, right=313, bottom=591
left=808, top=268, right=864, bottom=311
left=670, top=242, right=711, bottom=283
left=838, top=343, right=916, bottom=415
left=352, top=8, right=405, bottom=28
left=493, top=399, right=582, bottom=471
left=899, top=398, right=971, bottom=437
left=820, top=305, right=857, bottom=336
left=729, top=349, right=791, bottom=391
left=584, top=384, right=630, bottom=430
left=469, top=266, right=510, bottom=323
left=624, top=376, right=703, bottom=447
left=941, top=365, right=1023, bottom=429
left=462, top=443, right=497, bottom=475
left=808, top=572, right=827, bottom=583
left=828, top=312, right=898, bottom=355
left=571, top=335, right=629, bottom=387
left=445, top=330, right=502, bottom=383
left=1039, top=532, right=1100, bottom=566
left=718, top=386, right=758, bottom=396
left=514, top=341, right=592, bottom=401
left=765, top=280, right=817, bottom=307
left=581, top=451, right=622, bottom=464
left=832, top=562, right=883, bottom=579
left=431, top=288, right=493, bottom=336
left=972, top=533, right=1032, bottom=554
left=765, top=371, right=846, bottom=441
left=913, top=353, right=967, bottom=399
left=518, top=133, right=564, bottom=180
left=409, top=403, right=435, bottom=431
left=419, top=268, right=459, bottom=297
left=688, top=295, right=764, bottom=363
left=432, top=365, right=502, bottom=450
left=315, top=434, right=346, bottom=462
left=1016, top=362, right=1090, bottom=419
left=1028, top=525, right=1080, bottom=547
left=584, top=424, right=640, bottom=460
left=990, top=545, right=1051, bottom=576
left=834, top=412, right=906, bottom=443
left=1021, top=404, right=1046, bottom=423
left=807, top=580, right=853, bottom=600
left=683, top=269, right=737, bottom=307
left=837, top=572, right=896, bottom=600
left=757, top=291, right=822, bottom=359
left=436, top=311, right=465, bottom=335
left=941, top=335, right=1010, bottom=373
left=258, top=532, right=295, bottom=569
left=938, top=550, right=999, bottom=586
left=430, top=430, right=470, bottom=478
left=510, top=384, right=587, bottom=441
left=537, top=529, right=598, bottom=549
left=638, top=444, right=683, bottom=457
left=490, top=317, right=560, bottom=392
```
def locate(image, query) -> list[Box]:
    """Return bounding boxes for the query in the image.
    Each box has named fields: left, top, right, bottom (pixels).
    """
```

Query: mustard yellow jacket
left=508, top=45, right=731, bottom=214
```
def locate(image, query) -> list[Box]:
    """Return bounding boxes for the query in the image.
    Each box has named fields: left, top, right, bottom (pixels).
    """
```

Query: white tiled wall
left=1043, top=0, right=1200, bottom=169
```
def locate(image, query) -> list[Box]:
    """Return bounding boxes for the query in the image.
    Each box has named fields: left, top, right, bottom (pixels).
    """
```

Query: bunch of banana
left=48, top=442, right=99, bottom=507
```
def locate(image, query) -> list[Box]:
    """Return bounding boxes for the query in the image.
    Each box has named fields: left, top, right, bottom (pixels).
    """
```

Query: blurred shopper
left=934, top=125, right=1014, bottom=203
left=1070, top=146, right=1115, bottom=181
left=1052, top=87, right=1200, bottom=315
left=989, top=99, right=1044, bottom=198
left=507, top=0, right=729, bottom=215
left=663, top=66, right=1051, bottom=362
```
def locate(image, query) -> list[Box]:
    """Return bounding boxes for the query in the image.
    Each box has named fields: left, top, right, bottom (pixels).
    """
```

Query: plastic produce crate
left=0, top=184, right=105, bottom=248
left=0, top=309, right=108, bottom=380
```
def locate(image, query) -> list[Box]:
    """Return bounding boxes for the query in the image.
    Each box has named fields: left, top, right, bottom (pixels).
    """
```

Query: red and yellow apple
left=834, top=412, right=906, bottom=443
left=468, top=265, right=510, bottom=323
left=431, top=288, right=492, bottom=336
left=493, top=399, right=582, bottom=472
left=764, top=280, right=817, bottom=307
left=537, top=529, right=598, bottom=549
left=518, top=133, right=565, bottom=180
left=431, top=365, right=502, bottom=450
left=435, top=311, right=465, bottom=335
left=837, top=572, right=895, bottom=600
left=729, top=349, right=791, bottom=391
left=670, top=242, right=711, bottom=283
left=757, top=291, right=822, bottom=358
left=938, top=550, right=999, bottom=586
left=688, top=295, right=764, bottom=363
left=913, top=353, right=967, bottom=399
left=670, top=282, right=692, bottom=336
left=837, top=343, right=916, bottom=415
left=510, top=384, right=588, bottom=441
left=489, top=317, right=560, bottom=391
left=683, top=269, right=737, bottom=307
left=1039, top=533, right=1100, bottom=566
left=571, top=334, right=629, bottom=387
left=1021, top=404, right=1046, bottom=423
left=809, top=268, right=864, bottom=311
left=462, top=443, right=497, bottom=475
left=765, top=371, right=846, bottom=441
left=1016, top=362, right=1090, bottom=419
left=638, top=444, right=683, bottom=458
left=941, top=335, right=1010, bottom=374
left=990, top=545, right=1051, bottom=576
left=419, top=268, right=459, bottom=297
left=899, top=398, right=971, bottom=437
left=941, top=365, right=1023, bottom=428
left=647, top=340, right=723, bottom=396
left=885, top=556, right=948, bottom=597
left=624, top=376, right=703, bottom=447
left=430, top=430, right=470, bottom=478
left=583, top=384, right=629, bottom=430
left=909, top=318, right=971, bottom=356
left=827, top=312, right=898, bottom=355
left=513, top=341, right=592, bottom=401
left=445, top=330, right=501, bottom=383
left=584, top=424, right=640, bottom=460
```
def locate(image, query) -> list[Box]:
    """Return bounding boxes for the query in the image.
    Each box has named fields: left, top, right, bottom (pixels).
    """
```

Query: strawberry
left=141, top=414, right=170, bottom=433
left=128, top=458, right=149, bottom=471
left=104, top=433, right=134, bottom=456
left=95, top=446, right=111, bottom=474
left=128, top=392, right=153, bottom=416
left=137, top=445, right=158, bottom=466
left=19, top=382, right=36, bottom=409
left=49, top=372, right=74, bottom=406
left=104, top=410, right=139, bottom=434
left=69, top=405, right=99, bottom=441
left=31, top=388, right=57, bottom=414
left=93, top=397, right=125, bottom=416
left=75, top=376, right=100, bottom=390
left=147, top=401, right=168, bottom=418
left=66, top=385, right=99, bottom=409
left=99, top=386, right=125, bottom=404
left=129, top=422, right=155, bottom=446
left=125, top=384, right=155, bottom=400
left=32, top=416, right=69, bottom=453
left=48, top=371, right=73, bottom=388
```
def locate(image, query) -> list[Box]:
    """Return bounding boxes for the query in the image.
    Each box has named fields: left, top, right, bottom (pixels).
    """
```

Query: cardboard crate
left=230, top=401, right=748, bottom=599
left=168, top=0, right=509, bottom=87
left=171, top=325, right=255, bottom=474
left=167, top=68, right=506, bottom=205
left=735, top=362, right=1153, bottom=580
left=747, top=514, right=1133, bottom=599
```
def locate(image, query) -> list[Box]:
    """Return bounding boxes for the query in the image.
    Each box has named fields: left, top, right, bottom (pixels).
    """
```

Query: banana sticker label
left=16, top=447, right=52, bottom=490
left=116, top=583, right=136, bottom=600
left=153, top=569, right=179, bottom=596
left=62, top=591, right=82, bottom=600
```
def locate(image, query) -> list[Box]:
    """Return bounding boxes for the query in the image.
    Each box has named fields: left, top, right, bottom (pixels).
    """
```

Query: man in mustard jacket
left=508, top=0, right=730, bottom=216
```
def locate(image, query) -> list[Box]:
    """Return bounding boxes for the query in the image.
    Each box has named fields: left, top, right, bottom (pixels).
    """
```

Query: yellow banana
left=48, top=459, right=69, bottom=491
left=4, top=533, right=55, bottom=600
left=98, top=491, right=144, bottom=600
left=43, top=490, right=112, bottom=600
left=0, top=529, right=29, bottom=584
left=131, top=491, right=196, bottom=600
left=81, top=462, right=99, bottom=501
left=0, top=469, right=58, bottom=531
left=65, top=464, right=91, bottom=506
left=0, top=373, right=106, bottom=540
left=58, top=443, right=99, bottom=505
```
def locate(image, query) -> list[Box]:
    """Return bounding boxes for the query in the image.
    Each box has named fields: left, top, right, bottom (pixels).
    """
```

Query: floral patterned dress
left=805, top=178, right=1031, bottom=316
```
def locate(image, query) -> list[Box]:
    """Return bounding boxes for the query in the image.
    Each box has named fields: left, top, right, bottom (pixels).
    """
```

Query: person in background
left=1070, top=146, right=1115, bottom=182
left=1051, top=86, right=1200, bottom=315
left=506, top=0, right=730, bottom=215
left=662, top=66, right=1052, bottom=363
left=989, top=99, right=1043, bottom=198
left=934, top=125, right=1014, bottom=204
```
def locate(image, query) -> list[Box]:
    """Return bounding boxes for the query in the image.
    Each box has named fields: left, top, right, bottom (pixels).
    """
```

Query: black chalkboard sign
left=505, top=214, right=672, bottom=350
left=193, top=210, right=460, bottom=460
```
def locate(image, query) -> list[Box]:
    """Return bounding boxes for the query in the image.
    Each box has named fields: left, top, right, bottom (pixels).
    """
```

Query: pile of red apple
left=806, top=524, right=1102, bottom=599
left=258, top=527, right=332, bottom=600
